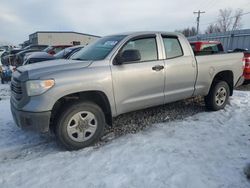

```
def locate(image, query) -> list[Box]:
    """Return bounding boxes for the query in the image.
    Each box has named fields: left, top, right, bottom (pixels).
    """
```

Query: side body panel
left=194, top=52, right=243, bottom=96
left=20, top=60, right=117, bottom=116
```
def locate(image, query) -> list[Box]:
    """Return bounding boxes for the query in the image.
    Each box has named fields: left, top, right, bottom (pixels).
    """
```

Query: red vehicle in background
left=190, top=41, right=250, bottom=82
left=243, top=52, right=250, bottom=82
left=43, top=45, right=72, bottom=55
left=190, top=41, right=224, bottom=55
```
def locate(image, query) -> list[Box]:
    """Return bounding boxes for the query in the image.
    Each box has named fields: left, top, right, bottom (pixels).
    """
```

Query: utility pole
left=193, top=10, right=205, bottom=35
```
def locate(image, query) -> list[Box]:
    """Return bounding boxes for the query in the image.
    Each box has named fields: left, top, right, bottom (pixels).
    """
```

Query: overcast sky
left=0, top=0, right=250, bottom=45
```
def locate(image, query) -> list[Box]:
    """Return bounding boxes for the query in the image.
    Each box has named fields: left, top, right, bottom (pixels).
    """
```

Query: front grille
left=11, top=79, right=23, bottom=100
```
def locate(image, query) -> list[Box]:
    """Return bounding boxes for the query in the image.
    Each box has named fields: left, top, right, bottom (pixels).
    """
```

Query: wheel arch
left=50, top=90, right=113, bottom=131
left=210, top=70, right=234, bottom=96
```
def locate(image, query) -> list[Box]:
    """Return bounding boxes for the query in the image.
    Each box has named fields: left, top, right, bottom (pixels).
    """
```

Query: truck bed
left=194, top=52, right=243, bottom=96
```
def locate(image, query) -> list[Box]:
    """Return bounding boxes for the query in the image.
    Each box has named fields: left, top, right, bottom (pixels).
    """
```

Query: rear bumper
left=235, top=75, right=245, bottom=88
left=11, top=103, right=51, bottom=133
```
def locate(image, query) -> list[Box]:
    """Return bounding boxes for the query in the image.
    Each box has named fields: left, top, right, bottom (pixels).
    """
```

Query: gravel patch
left=102, top=96, right=205, bottom=141
left=102, top=82, right=250, bottom=142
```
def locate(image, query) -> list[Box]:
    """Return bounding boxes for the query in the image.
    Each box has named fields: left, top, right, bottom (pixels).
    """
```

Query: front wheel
left=204, top=81, right=230, bottom=111
left=55, top=102, right=105, bottom=150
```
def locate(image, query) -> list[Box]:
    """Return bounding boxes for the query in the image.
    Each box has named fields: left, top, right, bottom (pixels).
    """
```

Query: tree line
left=177, top=8, right=243, bottom=37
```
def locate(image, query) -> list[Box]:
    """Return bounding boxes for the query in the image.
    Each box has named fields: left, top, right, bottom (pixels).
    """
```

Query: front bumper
left=11, top=103, right=51, bottom=133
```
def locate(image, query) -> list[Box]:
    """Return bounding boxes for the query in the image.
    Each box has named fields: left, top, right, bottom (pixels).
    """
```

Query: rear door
left=162, top=35, right=196, bottom=103
left=111, top=35, right=165, bottom=115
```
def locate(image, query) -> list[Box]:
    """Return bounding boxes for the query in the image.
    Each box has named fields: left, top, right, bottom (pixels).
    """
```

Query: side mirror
left=114, top=49, right=141, bottom=65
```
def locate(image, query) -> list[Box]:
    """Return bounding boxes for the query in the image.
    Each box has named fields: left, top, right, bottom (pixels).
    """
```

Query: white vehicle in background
left=0, top=48, right=5, bottom=55
left=0, top=49, right=6, bottom=63
left=0, top=49, right=6, bottom=74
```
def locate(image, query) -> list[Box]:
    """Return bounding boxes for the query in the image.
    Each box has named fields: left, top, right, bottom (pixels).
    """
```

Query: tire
left=204, top=81, right=230, bottom=111
left=55, top=101, right=105, bottom=150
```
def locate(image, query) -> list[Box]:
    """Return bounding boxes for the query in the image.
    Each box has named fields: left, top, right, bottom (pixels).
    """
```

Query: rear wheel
left=205, top=81, right=230, bottom=111
left=55, top=101, right=105, bottom=150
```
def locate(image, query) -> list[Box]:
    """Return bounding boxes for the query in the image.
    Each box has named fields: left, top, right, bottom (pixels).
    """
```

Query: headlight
left=26, top=79, right=55, bottom=96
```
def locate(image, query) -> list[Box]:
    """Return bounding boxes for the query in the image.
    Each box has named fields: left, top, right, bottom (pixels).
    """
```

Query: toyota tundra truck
left=10, top=31, right=244, bottom=150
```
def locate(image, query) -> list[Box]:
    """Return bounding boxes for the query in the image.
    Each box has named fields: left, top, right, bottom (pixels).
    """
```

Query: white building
left=29, top=31, right=100, bottom=46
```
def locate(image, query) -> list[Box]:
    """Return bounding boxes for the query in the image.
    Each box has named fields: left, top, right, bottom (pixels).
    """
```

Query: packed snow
left=0, top=84, right=249, bottom=188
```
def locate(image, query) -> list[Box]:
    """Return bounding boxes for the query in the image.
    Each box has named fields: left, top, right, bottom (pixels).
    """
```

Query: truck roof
left=108, top=31, right=183, bottom=37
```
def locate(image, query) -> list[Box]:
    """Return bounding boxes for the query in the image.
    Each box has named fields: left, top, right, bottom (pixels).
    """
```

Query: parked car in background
left=22, top=45, right=83, bottom=65
left=11, top=31, right=244, bottom=150
left=2, top=45, right=48, bottom=66
left=54, top=45, right=85, bottom=59
left=243, top=52, right=250, bottom=82
left=190, top=41, right=224, bottom=55
left=14, top=45, right=49, bottom=66
left=15, top=49, right=46, bottom=66
left=1, top=48, right=22, bottom=66
left=0, top=49, right=5, bottom=56
left=43, top=45, right=72, bottom=55
left=0, top=45, right=13, bottom=51
left=0, top=49, right=6, bottom=70
left=22, top=45, right=48, bottom=51
left=23, top=52, right=55, bottom=65
left=15, top=45, right=72, bottom=66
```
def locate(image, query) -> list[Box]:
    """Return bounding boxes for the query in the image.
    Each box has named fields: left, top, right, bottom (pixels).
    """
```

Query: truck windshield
left=70, top=35, right=126, bottom=61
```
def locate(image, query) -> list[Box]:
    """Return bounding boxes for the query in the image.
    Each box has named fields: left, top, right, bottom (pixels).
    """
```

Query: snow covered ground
left=0, top=84, right=249, bottom=188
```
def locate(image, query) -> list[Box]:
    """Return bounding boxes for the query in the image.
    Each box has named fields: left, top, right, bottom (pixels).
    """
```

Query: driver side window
left=120, top=37, right=158, bottom=63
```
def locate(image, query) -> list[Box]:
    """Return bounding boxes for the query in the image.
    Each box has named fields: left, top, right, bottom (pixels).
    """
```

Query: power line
left=204, top=0, right=218, bottom=10
left=194, top=0, right=215, bottom=12
left=193, top=10, right=206, bottom=34
left=200, top=11, right=250, bottom=26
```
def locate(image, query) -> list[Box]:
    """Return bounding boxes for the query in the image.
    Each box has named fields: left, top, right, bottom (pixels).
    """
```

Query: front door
left=111, top=36, right=165, bottom=115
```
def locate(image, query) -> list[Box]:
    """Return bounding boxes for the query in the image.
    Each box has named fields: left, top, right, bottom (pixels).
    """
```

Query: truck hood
left=17, top=59, right=93, bottom=80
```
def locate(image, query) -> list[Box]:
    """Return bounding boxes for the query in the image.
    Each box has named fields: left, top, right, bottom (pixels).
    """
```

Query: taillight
left=243, top=53, right=250, bottom=68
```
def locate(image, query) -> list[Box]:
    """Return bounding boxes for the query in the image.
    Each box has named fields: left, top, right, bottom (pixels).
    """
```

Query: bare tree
left=176, top=27, right=197, bottom=37
left=232, top=9, right=243, bottom=30
left=204, top=8, right=243, bottom=34
left=205, top=24, right=221, bottom=34
left=217, top=8, right=233, bottom=32
left=217, top=8, right=243, bottom=32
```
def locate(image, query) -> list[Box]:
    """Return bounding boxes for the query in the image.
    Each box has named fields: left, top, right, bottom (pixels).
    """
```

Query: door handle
left=152, top=65, right=164, bottom=71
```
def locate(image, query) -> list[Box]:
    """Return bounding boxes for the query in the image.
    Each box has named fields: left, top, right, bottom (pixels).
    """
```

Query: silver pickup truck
left=11, top=31, right=244, bottom=150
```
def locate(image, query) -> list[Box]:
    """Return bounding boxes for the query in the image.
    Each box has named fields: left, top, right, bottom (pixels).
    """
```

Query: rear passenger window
left=162, top=37, right=183, bottom=59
